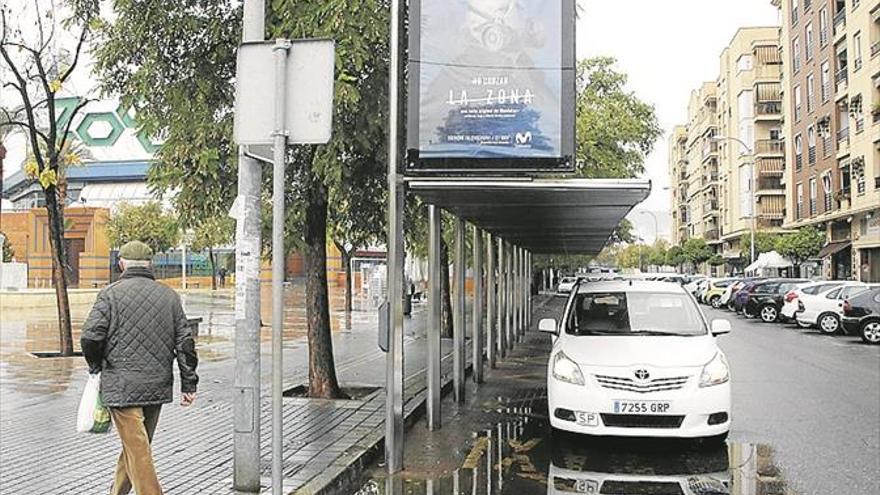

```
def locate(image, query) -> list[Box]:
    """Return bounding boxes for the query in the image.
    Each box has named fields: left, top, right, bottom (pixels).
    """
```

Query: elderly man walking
left=81, top=241, right=199, bottom=495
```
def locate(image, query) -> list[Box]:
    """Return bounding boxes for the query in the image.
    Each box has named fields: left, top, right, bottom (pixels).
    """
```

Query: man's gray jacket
left=81, top=267, right=199, bottom=408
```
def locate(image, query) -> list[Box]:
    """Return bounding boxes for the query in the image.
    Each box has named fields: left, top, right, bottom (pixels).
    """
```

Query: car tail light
left=842, top=300, right=852, bottom=315
left=784, top=291, right=798, bottom=303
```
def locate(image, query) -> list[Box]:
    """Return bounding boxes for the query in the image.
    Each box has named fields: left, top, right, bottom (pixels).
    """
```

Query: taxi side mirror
left=538, top=318, right=558, bottom=335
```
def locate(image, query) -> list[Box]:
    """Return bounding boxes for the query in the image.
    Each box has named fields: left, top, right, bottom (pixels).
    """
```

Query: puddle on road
left=355, top=403, right=796, bottom=495
left=0, top=284, right=379, bottom=395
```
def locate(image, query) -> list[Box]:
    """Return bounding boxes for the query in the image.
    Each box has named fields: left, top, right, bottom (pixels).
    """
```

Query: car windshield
left=566, top=291, right=706, bottom=337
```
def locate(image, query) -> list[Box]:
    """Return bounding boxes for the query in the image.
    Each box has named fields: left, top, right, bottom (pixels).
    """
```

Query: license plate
left=575, top=411, right=599, bottom=426
left=613, top=400, right=671, bottom=414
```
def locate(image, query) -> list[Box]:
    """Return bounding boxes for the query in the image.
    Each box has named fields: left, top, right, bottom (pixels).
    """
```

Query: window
left=806, top=73, right=815, bottom=112
left=796, top=183, right=804, bottom=219
left=853, top=32, right=862, bottom=71
left=793, top=37, right=801, bottom=72
left=740, top=165, right=753, bottom=218
left=805, top=22, right=814, bottom=60
left=819, top=8, right=829, bottom=46
left=792, top=0, right=800, bottom=24
left=737, top=54, right=753, bottom=72
left=807, top=126, right=816, bottom=164
left=820, top=61, right=831, bottom=102
left=795, top=134, right=804, bottom=169
left=566, top=292, right=706, bottom=337
left=841, top=164, right=851, bottom=194
left=825, top=288, right=842, bottom=299
left=794, top=85, right=802, bottom=121
left=822, top=173, right=832, bottom=211
left=809, top=178, right=817, bottom=215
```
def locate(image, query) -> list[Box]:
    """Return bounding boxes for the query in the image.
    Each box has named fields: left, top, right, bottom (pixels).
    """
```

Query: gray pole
left=270, top=38, right=290, bottom=495
left=486, top=233, right=496, bottom=369
left=506, top=242, right=514, bottom=351
left=234, top=1, right=264, bottom=490
left=426, top=205, right=441, bottom=430
left=497, top=238, right=506, bottom=358
left=385, top=0, right=405, bottom=473
left=453, top=217, right=466, bottom=402
left=750, top=161, right=756, bottom=265
left=472, top=226, right=484, bottom=384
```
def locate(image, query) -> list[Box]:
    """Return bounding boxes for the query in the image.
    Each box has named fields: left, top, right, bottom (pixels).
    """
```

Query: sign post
left=233, top=31, right=335, bottom=494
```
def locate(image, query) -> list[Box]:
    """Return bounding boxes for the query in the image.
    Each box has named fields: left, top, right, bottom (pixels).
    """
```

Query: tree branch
left=59, top=25, right=89, bottom=83
left=57, top=97, right=91, bottom=153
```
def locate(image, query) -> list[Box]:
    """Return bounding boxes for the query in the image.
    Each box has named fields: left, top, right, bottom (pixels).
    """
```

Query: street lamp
left=711, top=135, right=756, bottom=266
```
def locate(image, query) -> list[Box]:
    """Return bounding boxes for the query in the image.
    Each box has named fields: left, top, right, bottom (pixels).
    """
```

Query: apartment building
left=669, top=28, right=786, bottom=273
left=776, top=0, right=880, bottom=282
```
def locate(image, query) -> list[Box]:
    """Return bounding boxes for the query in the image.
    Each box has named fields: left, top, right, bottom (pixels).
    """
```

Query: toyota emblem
left=634, top=369, right=650, bottom=381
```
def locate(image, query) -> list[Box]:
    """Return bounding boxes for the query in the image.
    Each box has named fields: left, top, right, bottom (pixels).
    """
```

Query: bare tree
left=0, top=0, right=98, bottom=355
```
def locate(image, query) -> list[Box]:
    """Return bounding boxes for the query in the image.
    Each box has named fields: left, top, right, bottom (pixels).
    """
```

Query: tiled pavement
left=0, top=300, right=471, bottom=495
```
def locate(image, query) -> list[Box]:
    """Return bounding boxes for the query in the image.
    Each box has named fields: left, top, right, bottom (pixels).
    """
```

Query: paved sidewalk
left=0, top=293, right=472, bottom=494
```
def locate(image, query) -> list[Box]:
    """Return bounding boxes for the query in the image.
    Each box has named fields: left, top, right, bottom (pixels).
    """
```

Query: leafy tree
left=666, top=245, right=686, bottom=270
left=708, top=254, right=726, bottom=267
left=1, top=0, right=98, bottom=356
left=776, top=226, right=825, bottom=265
left=190, top=216, right=234, bottom=290
left=575, top=57, right=662, bottom=178
left=106, top=202, right=180, bottom=254
left=682, top=238, right=712, bottom=271
left=608, top=218, right=635, bottom=244
left=645, top=239, right=670, bottom=268
left=740, top=232, right=780, bottom=259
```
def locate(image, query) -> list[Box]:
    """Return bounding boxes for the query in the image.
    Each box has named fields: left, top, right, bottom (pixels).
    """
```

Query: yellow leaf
left=48, top=79, right=62, bottom=93
left=24, top=160, right=39, bottom=178
left=38, top=168, right=57, bottom=189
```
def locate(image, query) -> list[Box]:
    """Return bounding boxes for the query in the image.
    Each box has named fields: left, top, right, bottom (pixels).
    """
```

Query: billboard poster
left=407, top=0, right=575, bottom=173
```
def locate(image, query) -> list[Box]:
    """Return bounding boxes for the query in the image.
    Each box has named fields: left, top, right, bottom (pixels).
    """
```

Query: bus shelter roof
left=408, top=178, right=651, bottom=255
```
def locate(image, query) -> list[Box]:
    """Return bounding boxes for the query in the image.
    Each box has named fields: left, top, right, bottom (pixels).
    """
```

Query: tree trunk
left=304, top=177, right=344, bottom=399
left=439, top=235, right=453, bottom=339
left=209, top=246, right=217, bottom=290
left=45, top=188, right=74, bottom=356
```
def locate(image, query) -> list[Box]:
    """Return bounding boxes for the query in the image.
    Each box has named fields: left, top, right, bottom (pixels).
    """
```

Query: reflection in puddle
left=356, top=404, right=795, bottom=495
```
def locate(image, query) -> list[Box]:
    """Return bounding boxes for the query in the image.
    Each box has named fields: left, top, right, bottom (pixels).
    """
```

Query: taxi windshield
left=566, top=291, right=706, bottom=337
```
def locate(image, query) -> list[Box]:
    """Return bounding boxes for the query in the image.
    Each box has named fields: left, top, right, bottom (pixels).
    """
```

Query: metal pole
left=234, top=2, right=264, bottom=491
left=427, top=205, right=441, bottom=430
left=497, top=238, right=506, bottom=358
left=270, top=38, right=290, bottom=495
left=487, top=233, right=496, bottom=369
left=512, top=247, right=518, bottom=341
left=385, top=0, right=405, bottom=473
left=453, top=217, right=466, bottom=402
left=506, top=242, right=514, bottom=351
left=750, top=162, right=756, bottom=265
left=181, top=243, right=187, bottom=290
left=472, top=226, right=484, bottom=383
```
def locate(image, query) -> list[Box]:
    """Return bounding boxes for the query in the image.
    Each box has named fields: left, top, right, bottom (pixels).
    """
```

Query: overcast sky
left=577, top=0, right=780, bottom=241
left=5, top=0, right=781, bottom=241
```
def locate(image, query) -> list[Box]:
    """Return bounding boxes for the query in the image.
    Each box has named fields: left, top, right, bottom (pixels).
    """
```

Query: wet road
left=356, top=295, right=880, bottom=494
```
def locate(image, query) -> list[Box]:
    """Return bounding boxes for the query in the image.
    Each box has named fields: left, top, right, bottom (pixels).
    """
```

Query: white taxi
left=541, top=281, right=732, bottom=441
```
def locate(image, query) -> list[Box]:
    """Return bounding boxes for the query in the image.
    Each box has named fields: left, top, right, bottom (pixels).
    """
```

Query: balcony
left=757, top=176, right=784, bottom=192
left=824, top=193, right=833, bottom=212
left=820, top=29, right=829, bottom=47
left=836, top=67, right=849, bottom=94
left=702, top=172, right=719, bottom=187
left=810, top=199, right=817, bottom=216
left=756, top=101, right=782, bottom=117
left=756, top=139, right=784, bottom=156
left=754, top=64, right=781, bottom=81
left=795, top=154, right=804, bottom=169
left=854, top=57, right=863, bottom=72
left=833, top=9, right=846, bottom=39
left=705, top=229, right=720, bottom=241
left=703, top=201, right=719, bottom=214
left=808, top=145, right=817, bottom=164
left=872, top=41, right=880, bottom=60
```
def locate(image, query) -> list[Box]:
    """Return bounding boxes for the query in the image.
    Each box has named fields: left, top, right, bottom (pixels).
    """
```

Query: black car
left=742, top=279, right=809, bottom=323
left=842, top=287, right=880, bottom=344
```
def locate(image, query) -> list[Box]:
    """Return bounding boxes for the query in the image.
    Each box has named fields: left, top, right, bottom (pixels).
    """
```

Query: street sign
left=406, top=0, right=576, bottom=174
left=233, top=39, right=335, bottom=146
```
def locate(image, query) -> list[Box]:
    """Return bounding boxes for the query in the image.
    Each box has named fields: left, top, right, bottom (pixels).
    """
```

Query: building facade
left=776, top=0, right=880, bottom=282
left=670, top=28, right=787, bottom=274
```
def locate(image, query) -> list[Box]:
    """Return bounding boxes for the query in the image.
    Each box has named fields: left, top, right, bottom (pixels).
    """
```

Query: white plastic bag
left=76, top=373, right=111, bottom=433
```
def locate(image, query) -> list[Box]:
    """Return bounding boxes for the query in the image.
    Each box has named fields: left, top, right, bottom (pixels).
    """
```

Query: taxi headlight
left=552, top=351, right=585, bottom=386
left=699, top=352, right=730, bottom=388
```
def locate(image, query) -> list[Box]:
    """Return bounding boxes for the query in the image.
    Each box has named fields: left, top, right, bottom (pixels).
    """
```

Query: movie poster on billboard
left=407, top=0, right=574, bottom=173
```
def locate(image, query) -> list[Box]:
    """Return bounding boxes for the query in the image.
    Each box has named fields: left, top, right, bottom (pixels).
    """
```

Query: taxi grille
left=600, top=414, right=684, bottom=429
left=600, top=481, right=684, bottom=495
left=594, top=374, right=690, bottom=393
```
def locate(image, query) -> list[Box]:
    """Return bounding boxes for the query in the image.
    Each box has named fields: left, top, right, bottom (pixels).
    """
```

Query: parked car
left=780, top=281, right=845, bottom=326
left=732, top=280, right=765, bottom=314
left=557, top=276, right=580, bottom=295
left=541, top=281, right=732, bottom=441
left=683, top=275, right=708, bottom=295
left=842, top=287, right=880, bottom=344
left=741, top=279, right=810, bottom=323
left=796, top=282, right=871, bottom=334
left=702, top=278, right=737, bottom=308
